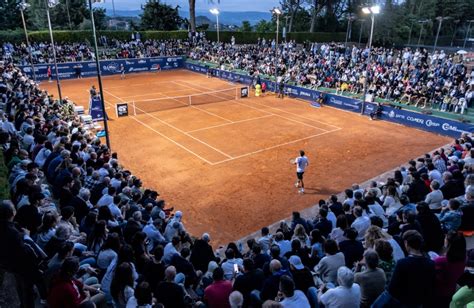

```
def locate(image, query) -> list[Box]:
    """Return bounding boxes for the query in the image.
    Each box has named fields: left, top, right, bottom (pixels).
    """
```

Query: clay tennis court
left=42, top=70, right=450, bottom=246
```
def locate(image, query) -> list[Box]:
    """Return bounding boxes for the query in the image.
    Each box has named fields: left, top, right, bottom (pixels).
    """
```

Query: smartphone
left=233, top=264, right=239, bottom=273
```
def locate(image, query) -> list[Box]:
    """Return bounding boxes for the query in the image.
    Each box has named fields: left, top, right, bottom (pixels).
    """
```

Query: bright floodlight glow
left=370, top=5, right=381, bottom=14
left=210, top=8, right=219, bottom=15
left=362, top=7, right=371, bottom=14
left=273, top=8, right=282, bottom=15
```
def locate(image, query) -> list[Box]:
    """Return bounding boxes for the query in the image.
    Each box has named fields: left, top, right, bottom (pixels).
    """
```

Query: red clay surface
left=42, top=70, right=451, bottom=246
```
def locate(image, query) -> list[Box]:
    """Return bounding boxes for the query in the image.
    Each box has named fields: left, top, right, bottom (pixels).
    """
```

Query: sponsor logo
left=388, top=110, right=395, bottom=118
left=442, top=123, right=468, bottom=133
left=130, top=67, right=148, bottom=72
left=150, top=64, right=161, bottom=70
left=102, top=62, right=120, bottom=72
left=128, top=68, right=134, bottom=72
left=299, top=91, right=312, bottom=97
left=406, top=116, right=424, bottom=124
left=425, top=120, right=440, bottom=127
left=167, top=57, right=181, bottom=62
left=88, top=63, right=96, bottom=68
left=23, top=67, right=31, bottom=73
left=329, top=97, right=343, bottom=105
left=125, top=61, right=134, bottom=65
left=137, top=60, right=146, bottom=64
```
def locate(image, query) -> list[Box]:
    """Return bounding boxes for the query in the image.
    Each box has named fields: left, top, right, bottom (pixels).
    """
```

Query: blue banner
left=19, top=56, right=185, bottom=81
left=185, top=62, right=474, bottom=138
left=89, top=96, right=104, bottom=122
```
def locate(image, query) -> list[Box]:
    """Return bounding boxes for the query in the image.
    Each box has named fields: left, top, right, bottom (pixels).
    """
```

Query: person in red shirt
left=204, top=266, right=233, bottom=308
left=48, top=257, right=103, bottom=308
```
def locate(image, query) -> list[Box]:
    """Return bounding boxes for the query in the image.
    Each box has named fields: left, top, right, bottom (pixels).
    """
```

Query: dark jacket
left=407, top=179, right=430, bottom=203
left=190, top=239, right=217, bottom=272
left=233, top=268, right=266, bottom=306
left=416, top=213, right=444, bottom=252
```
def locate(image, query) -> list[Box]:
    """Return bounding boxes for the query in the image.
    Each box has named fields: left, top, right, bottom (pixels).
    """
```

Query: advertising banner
left=185, top=62, right=473, bottom=138
left=89, top=96, right=104, bottom=122
left=116, top=103, right=129, bottom=117
left=20, top=56, right=185, bottom=81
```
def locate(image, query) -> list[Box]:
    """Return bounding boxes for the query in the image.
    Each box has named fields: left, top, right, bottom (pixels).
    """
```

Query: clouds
left=97, top=0, right=279, bottom=12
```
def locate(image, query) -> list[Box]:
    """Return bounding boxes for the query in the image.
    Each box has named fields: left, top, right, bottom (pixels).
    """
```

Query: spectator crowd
left=189, top=40, right=474, bottom=114
left=1, top=38, right=474, bottom=308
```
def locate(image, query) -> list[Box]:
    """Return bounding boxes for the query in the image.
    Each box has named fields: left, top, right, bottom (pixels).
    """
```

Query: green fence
left=0, top=30, right=345, bottom=44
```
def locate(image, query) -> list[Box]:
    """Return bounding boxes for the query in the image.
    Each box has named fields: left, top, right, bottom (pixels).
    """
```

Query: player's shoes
left=295, top=181, right=299, bottom=188
left=299, top=188, right=304, bottom=194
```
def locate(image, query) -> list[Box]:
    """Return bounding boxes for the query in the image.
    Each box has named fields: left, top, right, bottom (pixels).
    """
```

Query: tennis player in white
left=293, top=150, right=309, bottom=194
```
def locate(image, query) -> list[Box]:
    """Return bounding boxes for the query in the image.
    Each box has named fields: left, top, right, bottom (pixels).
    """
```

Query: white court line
left=130, top=116, right=216, bottom=165
left=104, top=89, right=234, bottom=159
left=186, top=114, right=274, bottom=133
left=212, top=128, right=342, bottom=165
left=177, top=80, right=331, bottom=132
left=178, top=79, right=342, bottom=130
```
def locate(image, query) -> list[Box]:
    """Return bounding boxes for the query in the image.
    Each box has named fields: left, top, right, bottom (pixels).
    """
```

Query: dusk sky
left=97, top=0, right=281, bottom=12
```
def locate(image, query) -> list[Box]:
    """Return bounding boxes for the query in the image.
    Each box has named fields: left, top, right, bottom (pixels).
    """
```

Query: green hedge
left=0, top=30, right=345, bottom=44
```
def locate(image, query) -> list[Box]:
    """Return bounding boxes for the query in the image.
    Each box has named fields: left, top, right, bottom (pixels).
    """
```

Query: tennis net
left=132, top=87, right=243, bottom=115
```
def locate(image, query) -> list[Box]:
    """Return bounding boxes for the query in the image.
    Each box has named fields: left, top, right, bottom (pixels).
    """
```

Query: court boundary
left=102, top=78, right=342, bottom=165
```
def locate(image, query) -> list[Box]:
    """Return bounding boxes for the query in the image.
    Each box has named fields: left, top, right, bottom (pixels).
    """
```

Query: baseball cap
left=289, top=255, right=304, bottom=270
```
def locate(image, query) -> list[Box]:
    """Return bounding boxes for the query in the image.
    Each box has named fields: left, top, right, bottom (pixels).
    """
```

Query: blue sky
left=97, top=0, right=280, bottom=12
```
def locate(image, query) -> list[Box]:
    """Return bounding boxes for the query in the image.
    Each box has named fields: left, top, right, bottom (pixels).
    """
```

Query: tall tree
left=0, top=0, right=22, bottom=30
left=141, top=0, right=183, bottom=30
left=241, top=20, right=252, bottom=32
left=189, top=0, right=196, bottom=32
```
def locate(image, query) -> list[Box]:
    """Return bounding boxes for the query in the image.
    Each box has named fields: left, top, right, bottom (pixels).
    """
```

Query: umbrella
left=457, top=50, right=468, bottom=55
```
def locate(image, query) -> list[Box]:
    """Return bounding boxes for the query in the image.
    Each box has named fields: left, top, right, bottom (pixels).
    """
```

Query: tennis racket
left=290, top=158, right=296, bottom=164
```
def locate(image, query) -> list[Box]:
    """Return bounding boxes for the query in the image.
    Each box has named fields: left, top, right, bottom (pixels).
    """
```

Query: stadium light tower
left=17, top=1, right=36, bottom=82
left=272, top=7, right=282, bottom=93
left=463, top=20, right=474, bottom=49
left=89, top=0, right=111, bottom=149
left=417, top=19, right=430, bottom=47
left=360, top=4, right=380, bottom=115
left=344, top=14, right=356, bottom=47
left=433, top=16, right=452, bottom=52
left=45, top=0, right=63, bottom=102
left=210, top=8, right=220, bottom=43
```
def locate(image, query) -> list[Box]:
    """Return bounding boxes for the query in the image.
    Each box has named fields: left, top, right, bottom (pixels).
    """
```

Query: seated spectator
left=233, top=258, right=265, bottom=307
left=190, top=232, right=217, bottom=273
left=229, top=290, right=244, bottom=308
left=274, top=232, right=292, bottom=258
left=374, top=230, right=435, bottom=307
left=351, top=206, right=370, bottom=240
left=434, top=231, right=467, bottom=307
left=221, top=248, right=244, bottom=280
left=314, top=239, right=345, bottom=285
left=329, top=214, right=348, bottom=244
left=438, top=199, right=463, bottom=232
left=364, top=226, right=405, bottom=261
left=425, top=180, right=444, bottom=212
left=204, top=266, right=233, bottom=308
left=354, top=249, right=386, bottom=308
left=155, top=266, right=186, bottom=308
left=339, top=228, right=364, bottom=269
left=126, top=281, right=153, bottom=308
left=312, top=207, right=333, bottom=238
left=319, top=266, right=361, bottom=308
left=260, top=260, right=291, bottom=302
left=110, top=262, right=135, bottom=307
left=278, top=275, right=310, bottom=308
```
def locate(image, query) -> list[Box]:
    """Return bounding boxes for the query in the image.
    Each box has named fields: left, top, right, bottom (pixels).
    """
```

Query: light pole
left=360, top=5, right=380, bottom=115
left=272, top=8, right=282, bottom=93
left=89, top=0, right=111, bottom=149
left=358, top=19, right=366, bottom=45
left=463, top=20, right=474, bottom=49
left=45, top=0, right=63, bottom=102
left=344, top=14, right=356, bottom=47
left=18, top=1, right=36, bottom=83
left=417, top=19, right=430, bottom=47
left=433, top=16, right=452, bottom=52
left=210, top=9, right=220, bottom=43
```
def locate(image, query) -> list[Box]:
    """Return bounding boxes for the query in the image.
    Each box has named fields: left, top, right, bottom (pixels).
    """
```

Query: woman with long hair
left=97, top=233, right=121, bottom=272
left=382, top=186, right=401, bottom=216
left=364, top=226, right=405, bottom=261
left=110, top=262, right=135, bottom=308
left=36, top=212, right=58, bottom=249
left=434, top=231, right=467, bottom=307
left=87, top=220, right=108, bottom=255
left=291, top=224, right=310, bottom=248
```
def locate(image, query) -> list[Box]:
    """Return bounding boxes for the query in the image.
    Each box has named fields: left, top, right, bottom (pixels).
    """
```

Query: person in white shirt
left=424, top=180, right=444, bottom=211
left=108, top=196, right=123, bottom=221
left=143, top=219, right=166, bottom=252
left=274, top=232, right=291, bottom=257
left=163, top=237, right=180, bottom=264
left=427, top=163, right=444, bottom=186
left=221, top=248, right=243, bottom=280
left=293, top=150, right=309, bottom=194
left=257, top=227, right=273, bottom=253
left=319, top=266, right=361, bottom=308
left=351, top=206, right=371, bottom=240
left=278, top=275, right=310, bottom=308
left=97, top=186, right=116, bottom=207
